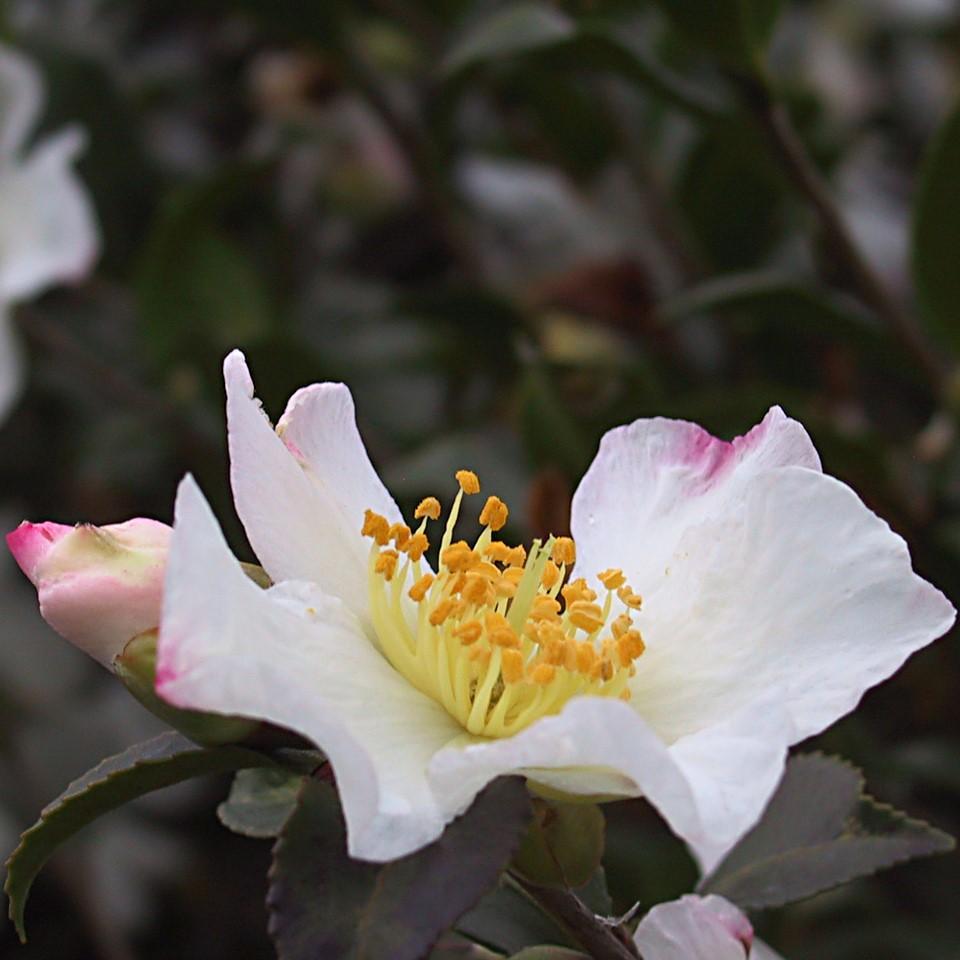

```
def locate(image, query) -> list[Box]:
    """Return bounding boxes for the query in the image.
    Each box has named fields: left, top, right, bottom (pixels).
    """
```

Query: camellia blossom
left=0, top=43, right=99, bottom=418
left=155, top=350, right=954, bottom=867
left=633, top=894, right=783, bottom=960
left=7, top=518, right=170, bottom=667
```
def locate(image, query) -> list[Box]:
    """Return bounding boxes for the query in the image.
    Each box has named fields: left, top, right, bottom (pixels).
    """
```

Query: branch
left=736, top=76, right=949, bottom=397
left=508, top=872, right=641, bottom=960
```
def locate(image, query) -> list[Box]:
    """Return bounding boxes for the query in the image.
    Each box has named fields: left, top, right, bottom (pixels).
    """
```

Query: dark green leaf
left=509, top=949, right=590, bottom=960
left=912, top=97, right=960, bottom=355
left=217, top=768, right=305, bottom=839
left=514, top=800, right=605, bottom=889
left=442, top=3, right=575, bottom=75
left=6, top=732, right=271, bottom=941
left=700, top=753, right=955, bottom=908
left=648, top=0, right=782, bottom=72
left=267, top=777, right=532, bottom=960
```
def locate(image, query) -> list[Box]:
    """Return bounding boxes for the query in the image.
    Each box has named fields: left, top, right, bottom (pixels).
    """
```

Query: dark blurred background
left=0, top=0, right=958, bottom=957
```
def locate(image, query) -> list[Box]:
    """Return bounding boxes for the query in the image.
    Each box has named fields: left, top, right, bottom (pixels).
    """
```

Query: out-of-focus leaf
left=519, top=364, right=592, bottom=478
left=267, top=777, right=532, bottom=960
left=217, top=768, right=304, bottom=839
left=509, top=949, right=590, bottom=959
left=442, top=3, right=575, bottom=75
left=5, top=732, right=271, bottom=941
left=648, top=0, right=783, bottom=72
left=458, top=878, right=575, bottom=954
left=912, top=98, right=960, bottom=355
left=136, top=169, right=273, bottom=368
left=700, top=753, right=955, bottom=908
left=514, top=800, right=605, bottom=889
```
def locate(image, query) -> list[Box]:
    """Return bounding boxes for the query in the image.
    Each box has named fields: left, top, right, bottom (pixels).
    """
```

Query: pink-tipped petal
left=6, top=520, right=74, bottom=583
left=633, top=895, right=755, bottom=960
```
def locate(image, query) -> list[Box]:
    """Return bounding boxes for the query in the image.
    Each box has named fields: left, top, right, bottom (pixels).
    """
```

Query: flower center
left=362, top=470, right=645, bottom=738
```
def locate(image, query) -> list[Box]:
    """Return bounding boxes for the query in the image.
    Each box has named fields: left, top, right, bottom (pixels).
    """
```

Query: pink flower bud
left=7, top=518, right=170, bottom=667
left=633, top=894, right=756, bottom=960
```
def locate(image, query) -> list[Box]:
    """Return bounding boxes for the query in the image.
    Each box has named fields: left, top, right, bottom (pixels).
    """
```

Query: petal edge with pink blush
left=148, top=350, right=953, bottom=868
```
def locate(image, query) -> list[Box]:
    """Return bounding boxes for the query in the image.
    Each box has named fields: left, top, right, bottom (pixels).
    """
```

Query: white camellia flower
left=0, top=43, right=99, bottom=418
left=633, top=894, right=784, bottom=960
left=155, top=350, right=954, bottom=867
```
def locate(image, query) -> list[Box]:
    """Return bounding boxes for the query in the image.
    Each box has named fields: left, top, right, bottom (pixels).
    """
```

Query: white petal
left=751, top=942, right=787, bottom=960
left=157, top=475, right=461, bottom=861
left=633, top=895, right=754, bottom=960
left=0, top=306, right=23, bottom=422
left=625, top=466, right=954, bottom=747
left=571, top=406, right=821, bottom=590
left=0, top=128, right=99, bottom=302
left=224, top=351, right=401, bottom=627
left=429, top=691, right=792, bottom=876
left=0, top=44, right=41, bottom=157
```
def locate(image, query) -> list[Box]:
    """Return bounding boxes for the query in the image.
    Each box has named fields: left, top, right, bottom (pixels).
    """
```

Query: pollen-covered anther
left=389, top=523, right=411, bottom=548
left=454, top=620, right=483, bottom=645
left=562, top=578, right=597, bottom=605
left=610, top=612, right=633, bottom=639
left=403, top=532, right=430, bottom=561
left=414, top=496, right=442, bottom=520
left=408, top=573, right=434, bottom=602
left=479, top=496, right=509, bottom=531
left=501, top=649, right=525, bottom=683
left=530, top=595, right=562, bottom=621
left=455, top=470, right=480, bottom=495
left=598, top=568, right=626, bottom=590
left=484, top=542, right=510, bottom=563
left=485, top=611, right=520, bottom=648
left=441, top=540, right=478, bottom=572
left=568, top=600, right=605, bottom=633
left=530, top=663, right=556, bottom=686
left=463, top=574, right=495, bottom=607
left=617, top=629, right=646, bottom=666
left=618, top=585, right=643, bottom=609
left=374, top=549, right=399, bottom=580
left=505, top=545, right=526, bottom=567
left=541, top=559, right=561, bottom=589
left=429, top=598, right=457, bottom=626
left=552, top=537, right=576, bottom=566
left=361, top=509, right=391, bottom=545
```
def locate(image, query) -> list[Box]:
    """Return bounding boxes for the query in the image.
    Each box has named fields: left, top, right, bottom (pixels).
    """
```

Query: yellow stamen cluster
left=362, top=471, right=645, bottom=738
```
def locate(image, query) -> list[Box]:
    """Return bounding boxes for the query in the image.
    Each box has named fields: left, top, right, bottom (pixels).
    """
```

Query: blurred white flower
left=0, top=43, right=99, bottom=419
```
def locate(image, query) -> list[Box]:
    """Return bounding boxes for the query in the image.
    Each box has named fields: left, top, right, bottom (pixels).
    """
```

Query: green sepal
left=513, top=798, right=605, bottom=889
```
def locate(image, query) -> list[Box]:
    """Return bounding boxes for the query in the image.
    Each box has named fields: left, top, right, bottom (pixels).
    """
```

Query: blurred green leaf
left=700, top=753, right=955, bottom=908
left=912, top=97, right=960, bottom=357
left=648, top=0, right=783, bottom=72
left=509, top=949, right=589, bottom=959
left=442, top=3, right=575, bottom=75
left=514, top=800, right=605, bottom=889
left=5, top=732, right=271, bottom=941
left=267, top=777, right=532, bottom=960
left=217, top=767, right=305, bottom=839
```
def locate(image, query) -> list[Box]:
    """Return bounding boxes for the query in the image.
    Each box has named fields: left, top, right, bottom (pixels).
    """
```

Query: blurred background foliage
left=0, top=0, right=959, bottom=957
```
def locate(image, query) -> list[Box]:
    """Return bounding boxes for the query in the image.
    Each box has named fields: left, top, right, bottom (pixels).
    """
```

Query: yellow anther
left=552, top=537, right=576, bottom=566
left=463, top=574, right=495, bottom=607
left=530, top=595, right=562, bottom=621
left=403, top=532, right=430, bottom=562
left=530, top=663, right=556, bottom=686
left=616, top=629, right=646, bottom=666
left=408, top=573, right=435, bottom=602
left=590, top=658, right=614, bottom=682
left=389, top=523, right=411, bottom=548
left=441, top=540, right=478, bottom=572
left=562, top=638, right=578, bottom=671
left=618, top=585, right=643, bottom=609
left=374, top=549, right=399, bottom=580
left=362, top=509, right=391, bottom=545
left=495, top=576, right=518, bottom=599
left=429, top=598, right=457, bottom=626
left=414, top=497, right=442, bottom=520
left=501, top=649, right=525, bottom=684
left=484, top=542, right=511, bottom=563
left=455, top=469, right=480, bottom=495
left=598, top=568, right=626, bottom=590
left=541, top=559, right=561, bottom=589
left=505, top=545, right=527, bottom=567
left=471, top=561, right=501, bottom=581
left=619, top=688, right=632, bottom=701
left=567, top=600, right=605, bottom=633
left=502, top=566, right=525, bottom=587
left=479, top=496, right=509, bottom=531
left=485, top=611, right=520, bottom=649
left=468, top=645, right=492, bottom=665
left=454, top=620, right=483, bottom=645
left=562, top=578, right=597, bottom=606
left=610, top=613, right=633, bottom=639
left=576, top=642, right=597, bottom=674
